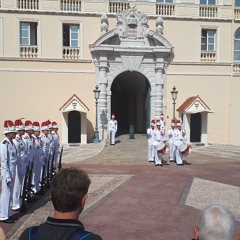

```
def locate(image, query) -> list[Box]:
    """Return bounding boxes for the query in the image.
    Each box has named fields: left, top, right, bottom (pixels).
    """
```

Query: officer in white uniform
left=168, top=119, right=176, bottom=162
left=153, top=120, right=166, bottom=166
left=147, top=120, right=155, bottom=162
left=172, top=120, right=187, bottom=166
left=32, top=122, right=44, bottom=194
left=0, top=120, right=17, bottom=223
left=51, top=121, right=60, bottom=171
left=108, top=114, right=118, bottom=145
left=12, top=119, right=27, bottom=211
left=46, top=120, right=54, bottom=168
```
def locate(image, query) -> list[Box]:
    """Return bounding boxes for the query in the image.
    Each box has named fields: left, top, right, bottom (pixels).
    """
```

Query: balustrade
left=109, top=2, right=130, bottom=13
left=199, top=5, right=217, bottom=18
left=235, top=8, right=240, bottom=19
left=201, top=51, right=216, bottom=62
left=233, top=63, right=240, bottom=73
left=20, top=45, right=38, bottom=58
left=18, top=0, right=39, bottom=9
left=61, top=0, right=81, bottom=11
left=63, top=47, right=80, bottom=59
left=156, top=3, right=175, bottom=16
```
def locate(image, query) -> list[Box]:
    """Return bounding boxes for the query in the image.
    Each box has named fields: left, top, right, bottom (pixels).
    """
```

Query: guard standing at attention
left=0, top=120, right=18, bottom=223
left=108, top=114, right=118, bottom=145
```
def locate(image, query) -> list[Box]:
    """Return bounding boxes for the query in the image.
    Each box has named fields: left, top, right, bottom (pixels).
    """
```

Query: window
left=63, top=24, right=79, bottom=47
left=157, top=0, right=173, bottom=3
left=236, top=0, right=240, bottom=7
left=201, top=30, right=215, bottom=51
left=20, top=22, right=37, bottom=45
left=200, top=0, right=215, bottom=5
left=234, top=31, right=240, bottom=61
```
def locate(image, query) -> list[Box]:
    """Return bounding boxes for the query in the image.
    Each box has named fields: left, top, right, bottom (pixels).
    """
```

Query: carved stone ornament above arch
left=59, top=94, right=89, bottom=113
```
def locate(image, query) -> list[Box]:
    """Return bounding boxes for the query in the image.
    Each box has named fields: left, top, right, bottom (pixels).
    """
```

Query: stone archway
left=90, top=8, right=173, bottom=140
left=111, top=71, right=151, bottom=134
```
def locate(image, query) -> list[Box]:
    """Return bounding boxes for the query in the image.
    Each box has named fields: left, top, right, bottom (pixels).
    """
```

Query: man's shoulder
left=19, top=227, right=32, bottom=240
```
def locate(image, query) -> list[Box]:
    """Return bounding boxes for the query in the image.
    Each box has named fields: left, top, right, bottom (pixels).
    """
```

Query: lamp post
left=93, top=85, right=100, bottom=143
left=171, top=86, right=178, bottom=120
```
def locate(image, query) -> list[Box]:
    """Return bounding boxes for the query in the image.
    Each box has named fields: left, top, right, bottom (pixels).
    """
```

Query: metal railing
left=109, top=1, right=130, bottom=13
left=63, top=46, right=80, bottom=59
left=18, top=0, right=39, bottom=9
left=20, top=45, right=38, bottom=58
left=156, top=3, right=175, bottom=16
left=201, top=51, right=216, bottom=62
left=61, top=0, right=81, bottom=11
left=199, top=5, right=218, bottom=18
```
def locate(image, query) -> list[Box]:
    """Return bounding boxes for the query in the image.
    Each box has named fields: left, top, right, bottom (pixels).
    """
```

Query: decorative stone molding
left=100, top=14, right=108, bottom=36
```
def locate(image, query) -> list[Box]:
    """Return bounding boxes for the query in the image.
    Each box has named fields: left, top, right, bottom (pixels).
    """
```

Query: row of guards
left=0, top=119, right=63, bottom=224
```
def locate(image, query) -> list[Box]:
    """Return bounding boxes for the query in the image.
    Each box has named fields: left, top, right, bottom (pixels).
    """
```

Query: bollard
left=129, top=124, right=134, bottom=139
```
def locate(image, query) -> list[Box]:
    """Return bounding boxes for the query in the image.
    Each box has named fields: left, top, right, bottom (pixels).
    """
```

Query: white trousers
left=175, top=147, right=183, bottom=165
left=0, top=177, right=15, bottom=220
left=110, top=130, right=116, bottom=145
left=154, top=147, right=162, bottom=164
left=53, top=149, right=59, bottom=170
left=12, top=164, right=24, bottom=210
left=169, top=139, right=175, bottom=161
left=148, top=141, right=154, bottom=161
left=32, top=157, right=42, bottom=193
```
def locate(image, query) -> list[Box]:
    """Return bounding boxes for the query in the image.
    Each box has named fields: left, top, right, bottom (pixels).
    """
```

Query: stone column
left=155, top=65, right=164, bottom=120
left=98, top=66, right=108, bottom=140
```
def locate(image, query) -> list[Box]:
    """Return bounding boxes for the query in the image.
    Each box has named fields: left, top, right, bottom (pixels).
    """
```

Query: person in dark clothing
left=19, top=168, right=103, bottom=240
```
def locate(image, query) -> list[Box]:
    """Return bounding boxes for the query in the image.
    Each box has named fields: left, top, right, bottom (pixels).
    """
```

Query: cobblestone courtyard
left=3, top=134, right=240, bottom=240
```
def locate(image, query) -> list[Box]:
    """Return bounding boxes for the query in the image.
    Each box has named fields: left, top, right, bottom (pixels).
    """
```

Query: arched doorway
left=190, top=113, right=201, bottom=142
left=68, top=111, right=81, bottom=143
left=111, top=71, right=150, bottom=134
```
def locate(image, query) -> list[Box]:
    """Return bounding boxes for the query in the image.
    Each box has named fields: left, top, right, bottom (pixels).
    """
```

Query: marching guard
left=160, top=114, right=166, bottom=131
left=172, top=120, right=188, bottom=166
left=0, top=120, right=17, bottom=223
left=147, top=120, right=155, bottom=162
left=153, top=120, right=166, bottom=167
left=12, top=119, right=27, bottom=211
left=168, top=119, right=176, bottom=163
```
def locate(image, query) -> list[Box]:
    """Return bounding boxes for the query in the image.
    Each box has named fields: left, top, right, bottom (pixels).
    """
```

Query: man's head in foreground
left=51, top=168, right=91, bottom=219
left=194, top=204, right=239, bottom=240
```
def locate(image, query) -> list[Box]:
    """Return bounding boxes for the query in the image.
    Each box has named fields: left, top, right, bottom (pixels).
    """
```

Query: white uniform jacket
left=153, top=129, right=166, bottom=146
left=23, top=133, right=35, bottom=163
left=147, top=128, right=155, bottom=143
left=13, top=134, right=27, bottom=171
left=51, top=131, right=60, bottom=152
left=0, top=138, right=17, bottom=182
left=168, top=128, right=175, bottom=141
left=172, top=129, right=187, bottom=148
left=32, top=135, right=44, bottom=165
left=108, top=119, right=118, bottom=132
left=40, top=134, right=50, bottom=160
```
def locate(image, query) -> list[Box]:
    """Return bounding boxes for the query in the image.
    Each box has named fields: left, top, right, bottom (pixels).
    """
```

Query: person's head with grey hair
left=194, top=204, right=239, bottom=240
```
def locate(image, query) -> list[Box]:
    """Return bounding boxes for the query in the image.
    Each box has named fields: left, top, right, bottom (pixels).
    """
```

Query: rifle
left=26, top=159, right=34, bottom=203
left=57, top=145, right=63, bottom=172
left=50, top=149, right=55, bottom=181
left=20, top=164, right=29, bottom=212
left=45, top=151, right=52, bottom=188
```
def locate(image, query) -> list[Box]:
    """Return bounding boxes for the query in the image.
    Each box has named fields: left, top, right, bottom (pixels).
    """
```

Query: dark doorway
left=190, top=113, right=201, bottom=142
left=111, top=71, right=150, bottom=134
left=68, top=111, right=81, bottom=143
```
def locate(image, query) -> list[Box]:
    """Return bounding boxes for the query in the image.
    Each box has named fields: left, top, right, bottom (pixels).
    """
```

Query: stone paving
left=3, top=134, right=240, bottom=240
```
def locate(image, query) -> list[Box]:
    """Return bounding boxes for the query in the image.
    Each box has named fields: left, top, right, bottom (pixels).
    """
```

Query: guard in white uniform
left=168, top=119, right=176, bottom=162
left=172, top=120, right=187, bottom=166
left=160, top=113, right=166, bottom=131
left=46, top=120, right=54, bottom=169
left=153, top=120, right=166, bottom=166
left=147, top=120, right=155, bottom=162
left=52, top=121, right=60, bottom=171
left=0, top=120, right=17, bottom=223
left=40, top=121, right=50, bottom=177
left=32, top=122, right=44, bottom=194
left=12, top=119, right=27, bottom=211
left=108, top=114, right=118, bottom=145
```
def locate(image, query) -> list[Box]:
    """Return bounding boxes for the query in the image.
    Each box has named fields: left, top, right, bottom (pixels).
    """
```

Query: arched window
left=234, top=30, right=240, bottom=61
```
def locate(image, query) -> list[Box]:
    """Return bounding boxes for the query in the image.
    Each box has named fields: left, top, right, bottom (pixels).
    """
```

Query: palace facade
left=0, top=0, right=239, bottom=145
